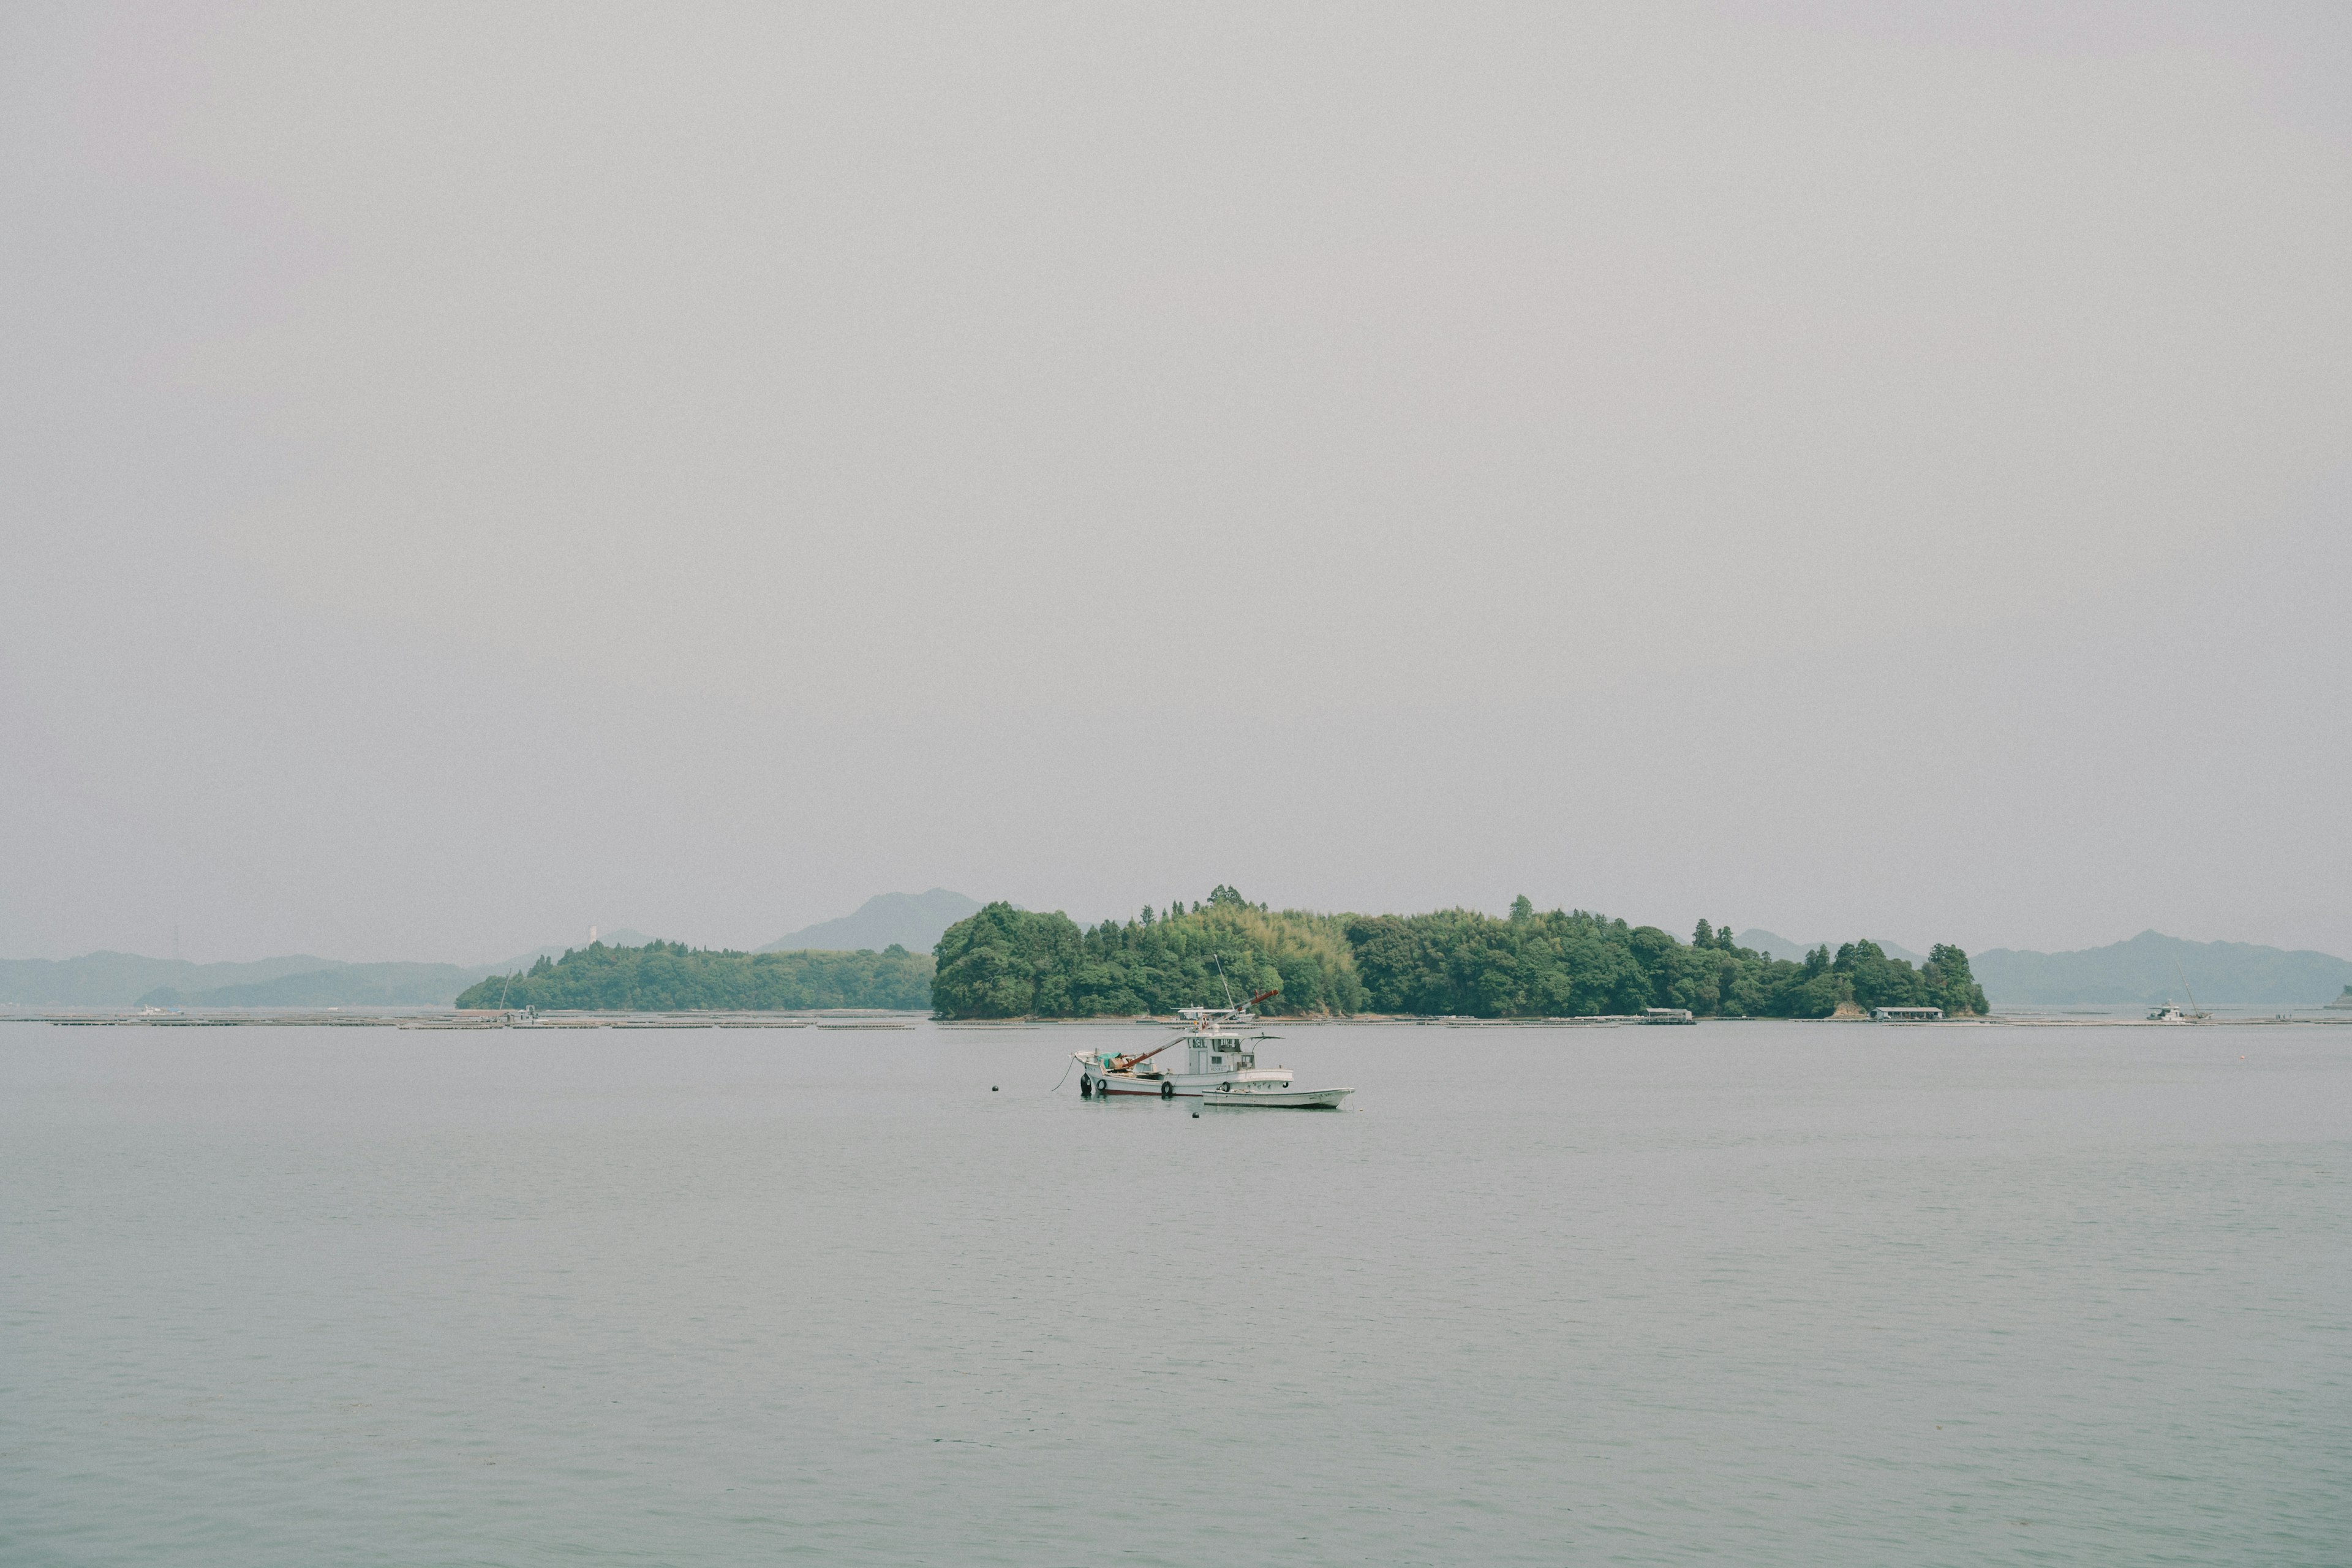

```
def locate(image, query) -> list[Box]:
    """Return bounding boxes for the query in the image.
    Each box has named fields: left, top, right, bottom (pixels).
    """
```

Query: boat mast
left=2173, top=959, right=2207, bottom=1020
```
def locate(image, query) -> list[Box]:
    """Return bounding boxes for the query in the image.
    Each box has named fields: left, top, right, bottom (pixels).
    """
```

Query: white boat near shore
left=1076, top=1003, right=1276, bottom=1098
left=1076, top=1000, right=1352, bottom=1107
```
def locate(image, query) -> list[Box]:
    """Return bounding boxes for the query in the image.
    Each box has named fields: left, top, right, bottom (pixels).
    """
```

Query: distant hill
left=1737, top=929, right=1927, bottom=966
left=2, top=911, right=948, bottom=1011
left=138, top=963, right=488, bottom=1009
left=761, top=890, right=981, bottom=955
left=1972, top=930, right=2352, bottom=1005
left=0, top=951, right=493, bottom=1008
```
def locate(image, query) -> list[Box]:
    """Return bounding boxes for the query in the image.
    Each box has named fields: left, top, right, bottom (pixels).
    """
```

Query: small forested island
left=932, top=888, right=1988, bottom=1020
left=451, top=890, right=1987, bottom=1019
left=454, top=941, right=932, bottom=1011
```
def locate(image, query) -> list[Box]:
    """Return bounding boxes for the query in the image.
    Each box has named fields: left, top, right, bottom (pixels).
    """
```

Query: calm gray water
left=3, top=1019, right=2346, bottom=1566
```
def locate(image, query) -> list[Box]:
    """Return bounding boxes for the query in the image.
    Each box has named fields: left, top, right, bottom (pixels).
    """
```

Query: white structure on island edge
left=1874, top=1006, right=1943, bottom=1021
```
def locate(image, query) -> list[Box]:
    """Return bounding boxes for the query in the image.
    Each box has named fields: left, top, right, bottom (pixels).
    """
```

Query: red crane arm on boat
left=1109, top=1039, right=1180, bottom=1072
left=1248, top=989, right=1279, bottom=1008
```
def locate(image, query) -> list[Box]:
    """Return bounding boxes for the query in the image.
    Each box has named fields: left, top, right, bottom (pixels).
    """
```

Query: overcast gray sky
left=4, top=1, right=2348, bottom=965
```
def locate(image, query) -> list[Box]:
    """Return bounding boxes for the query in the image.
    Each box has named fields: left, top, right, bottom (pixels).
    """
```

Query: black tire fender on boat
left=1080, top=1076, right=1093, bottom=1098
left=1161, top=1079, right=1174, bottom=1099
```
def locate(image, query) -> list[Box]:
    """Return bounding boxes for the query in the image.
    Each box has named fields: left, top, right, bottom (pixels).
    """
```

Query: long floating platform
left=1, top=1009, right=925, bottom=1030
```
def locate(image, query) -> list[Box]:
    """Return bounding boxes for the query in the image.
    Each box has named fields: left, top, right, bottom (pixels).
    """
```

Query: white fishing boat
left=1198, top=1068, right=1352, bottom=1110
left=2150, top=963, right=2211, bottom=1023
left=1076, top=999, right=1278, bottom=1099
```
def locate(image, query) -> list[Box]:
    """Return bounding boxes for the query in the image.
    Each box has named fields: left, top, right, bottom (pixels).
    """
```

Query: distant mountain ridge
left=140, top=963, right=489, bottom=1009
left=761, top=890, right=981, bottom=955
left=1972, top=930, right=2352, bottom=1005
left=4, top=927, right=671, bottom=1009
left=0, top=908, right=957, bottom=1008
left=0, top=952, right=500, bottom=1009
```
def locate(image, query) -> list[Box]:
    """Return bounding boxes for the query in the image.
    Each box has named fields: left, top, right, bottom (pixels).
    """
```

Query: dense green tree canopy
left=931, top=897, right=1364, bottom=1019
left=929, top=894, right=1989, bottom=1020
left=454, top=940, right=932, bottom=1011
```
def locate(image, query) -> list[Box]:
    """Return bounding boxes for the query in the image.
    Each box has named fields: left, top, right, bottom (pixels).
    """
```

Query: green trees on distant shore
left=1347, top=915, right=1986, bottom=1019
left=1839, top=940, right=1988, bottom=1017
left=929, top=893, right=1988, bottom=1020
left=930, top=892, right=1365, bottom=1019
left=454, top=940, right=932, bottom=1011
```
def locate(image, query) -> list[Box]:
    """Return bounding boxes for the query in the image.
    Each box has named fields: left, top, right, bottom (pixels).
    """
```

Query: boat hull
left=1074, top=1052, right=1251, bottom=1099
left=1200, top=1086, right=1353, bottom=1109
left=1088, top=1073, right=1182, bottom=1098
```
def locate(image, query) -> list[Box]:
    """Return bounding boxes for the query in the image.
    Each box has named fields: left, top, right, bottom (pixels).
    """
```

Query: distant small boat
left=2160, top=962, right=2212, bottom=1021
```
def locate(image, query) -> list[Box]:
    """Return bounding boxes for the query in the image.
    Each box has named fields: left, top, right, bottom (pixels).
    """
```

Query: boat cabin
left=1175, top=1006, right=1261, bottom=1075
